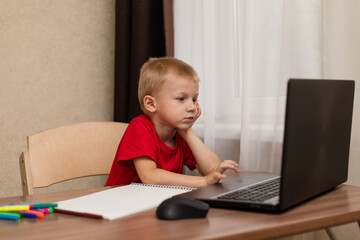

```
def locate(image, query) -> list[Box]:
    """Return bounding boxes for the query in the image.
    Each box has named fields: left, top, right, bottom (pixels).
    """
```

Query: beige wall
left=0, top=0, right=116, bottom=198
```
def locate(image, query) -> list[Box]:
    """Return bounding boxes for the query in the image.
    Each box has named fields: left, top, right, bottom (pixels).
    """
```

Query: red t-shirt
left=105, top=115, right=197, bottom=186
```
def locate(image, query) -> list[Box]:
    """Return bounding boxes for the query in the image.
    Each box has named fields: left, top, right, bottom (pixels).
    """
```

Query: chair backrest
left=19, top=121, right=128, bottom=195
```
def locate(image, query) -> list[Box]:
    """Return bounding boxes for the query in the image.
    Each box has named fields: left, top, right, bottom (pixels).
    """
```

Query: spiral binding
left=130, top=182, right=197, bottom=191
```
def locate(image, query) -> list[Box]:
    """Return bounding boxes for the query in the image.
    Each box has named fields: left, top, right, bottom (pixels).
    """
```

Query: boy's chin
left=177, top=123, right=194, bottom=130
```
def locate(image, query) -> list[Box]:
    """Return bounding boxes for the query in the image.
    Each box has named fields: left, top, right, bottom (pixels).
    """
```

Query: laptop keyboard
left=217, top=178, right=280, bottom=202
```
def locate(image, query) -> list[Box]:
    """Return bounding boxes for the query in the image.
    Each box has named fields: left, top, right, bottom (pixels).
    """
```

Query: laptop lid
left=179, top=79, right=354, bottom=213
left=279, top=79, right=354, bottom=210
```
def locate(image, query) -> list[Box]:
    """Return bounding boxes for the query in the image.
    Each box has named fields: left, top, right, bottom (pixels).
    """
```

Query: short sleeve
left=115, top=116, right=158, bottom=166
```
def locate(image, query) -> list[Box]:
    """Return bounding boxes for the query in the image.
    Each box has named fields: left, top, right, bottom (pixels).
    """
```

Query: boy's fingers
left=222, top=160, right=239, bottom=171
left=214, top=173, right=227, bottom=181
left=219, top=174, right=227, bottom=179
left=221, top=162, right=238, bottom=170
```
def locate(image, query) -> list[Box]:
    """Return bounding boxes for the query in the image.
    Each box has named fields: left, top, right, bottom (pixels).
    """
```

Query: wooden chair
left=19, top=121, right=128, bottom=195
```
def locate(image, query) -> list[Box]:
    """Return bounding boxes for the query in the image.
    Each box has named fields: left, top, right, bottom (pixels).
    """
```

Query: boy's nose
left=186, top=101, right=197, bottom=112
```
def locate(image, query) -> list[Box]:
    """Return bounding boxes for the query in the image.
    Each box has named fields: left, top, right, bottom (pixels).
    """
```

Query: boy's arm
left=178, top=102, right=238, bottom=176
left=178, top=128, right=220, bottom=176
left=177, top=128, right=239, bottom=181
left=133, top=157, right=208, bottom=188
left=134, top=156, right=239, bottom=188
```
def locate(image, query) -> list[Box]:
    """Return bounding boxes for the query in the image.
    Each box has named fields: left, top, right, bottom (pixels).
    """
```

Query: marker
left=22, top=201, right=41, bottom=205
left=3, top=212, right=23, bottom=218
left=18, top=210, right=44, bottom=218
left=18, top=212, right=37, bottom=218
left=41, top=208, right=50, bottom=214
left=0, top=212, right=20, bottom=221
left=34, top=208, right=50, bottom=214
left=4, top=211, right=37, bottom=218
left=0, top=205, right=30, bottom=212
left=31, top=203, right=58, bottom=209
left=9, top=202, right=41, bottom=206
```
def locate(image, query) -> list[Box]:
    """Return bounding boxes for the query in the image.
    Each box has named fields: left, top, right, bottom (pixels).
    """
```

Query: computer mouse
left=156, top=197, right=209, bottom=220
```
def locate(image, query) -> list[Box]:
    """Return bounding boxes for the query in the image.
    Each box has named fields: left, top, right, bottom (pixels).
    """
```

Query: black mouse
left=156, top=197, right=209, bottom=220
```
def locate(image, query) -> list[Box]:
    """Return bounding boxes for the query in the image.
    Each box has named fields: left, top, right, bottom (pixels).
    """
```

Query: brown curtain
left=114, top=0, right=174, bottom=123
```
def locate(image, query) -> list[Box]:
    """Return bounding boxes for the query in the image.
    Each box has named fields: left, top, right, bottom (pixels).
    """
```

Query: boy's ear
left=143, top=95, right=157, bottom=113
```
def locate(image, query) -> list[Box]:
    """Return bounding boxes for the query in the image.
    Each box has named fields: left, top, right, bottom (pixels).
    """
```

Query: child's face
left=153, top=74, right=200, bottom=130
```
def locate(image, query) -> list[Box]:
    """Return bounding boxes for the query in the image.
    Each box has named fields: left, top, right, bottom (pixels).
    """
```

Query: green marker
left=31, top=203, right=58, bottom=209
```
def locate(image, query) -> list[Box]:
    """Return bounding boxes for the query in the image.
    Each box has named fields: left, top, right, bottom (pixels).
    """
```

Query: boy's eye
left=177, top=97, right=185, bottom=101
left=193, top=98, right=198, bottom=103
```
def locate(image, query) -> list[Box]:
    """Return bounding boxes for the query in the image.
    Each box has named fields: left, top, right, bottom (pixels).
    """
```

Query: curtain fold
left=174, top=0, right=324, bottom=174
left=163, top=0, right=175, bottom=57
left=114, top=0, right=172, bottom=123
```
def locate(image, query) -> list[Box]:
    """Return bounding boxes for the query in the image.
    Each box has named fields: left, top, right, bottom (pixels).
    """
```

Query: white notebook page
left=55, top=183, right=195, bottom=220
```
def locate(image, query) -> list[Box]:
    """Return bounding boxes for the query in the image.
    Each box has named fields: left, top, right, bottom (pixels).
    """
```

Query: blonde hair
left=138, top=57, right=200, bottom=113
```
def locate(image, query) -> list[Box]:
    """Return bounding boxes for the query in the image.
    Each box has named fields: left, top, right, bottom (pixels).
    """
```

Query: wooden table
left=1, top=183, right=360, bottom=239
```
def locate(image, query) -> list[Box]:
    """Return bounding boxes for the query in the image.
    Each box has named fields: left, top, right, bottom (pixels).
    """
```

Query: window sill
left=193, top=116, right=284, bottom=142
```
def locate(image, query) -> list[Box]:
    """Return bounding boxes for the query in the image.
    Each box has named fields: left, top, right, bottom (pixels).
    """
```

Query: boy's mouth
left=184, top=116, right=194, bottom=122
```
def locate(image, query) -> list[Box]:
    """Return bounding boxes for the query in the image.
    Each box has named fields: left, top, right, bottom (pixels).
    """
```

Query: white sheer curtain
left=174, top=0, right=325, bottom=173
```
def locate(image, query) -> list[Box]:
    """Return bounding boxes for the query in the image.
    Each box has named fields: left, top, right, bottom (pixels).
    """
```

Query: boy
left=106, top=57, right=239, bottom=188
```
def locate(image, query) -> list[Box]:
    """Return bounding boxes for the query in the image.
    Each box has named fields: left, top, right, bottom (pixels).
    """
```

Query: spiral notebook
left=54, top=183, right=195, bottom=220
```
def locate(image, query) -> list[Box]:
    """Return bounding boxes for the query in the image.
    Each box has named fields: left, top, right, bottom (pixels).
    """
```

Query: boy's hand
left=195, top=102, right=201, bottom=121
left=204, top=160, right=239, bottom=186
left=177, top=102, right=202, bottom=137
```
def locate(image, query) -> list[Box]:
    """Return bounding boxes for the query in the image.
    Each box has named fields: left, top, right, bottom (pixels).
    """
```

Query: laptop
left=179, top=79, right=355, bottom=213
